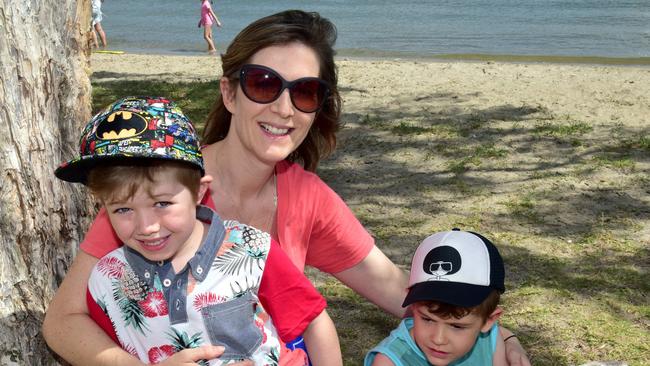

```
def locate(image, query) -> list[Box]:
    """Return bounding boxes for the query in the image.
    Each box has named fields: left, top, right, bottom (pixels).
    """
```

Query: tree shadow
left=0, top=311, right=67, bottom=366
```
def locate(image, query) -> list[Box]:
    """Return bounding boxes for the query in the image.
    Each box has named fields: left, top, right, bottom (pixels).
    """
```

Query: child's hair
left=87, top=160, right=201, bottom=204
left=415, top=290, right=500, bottom=322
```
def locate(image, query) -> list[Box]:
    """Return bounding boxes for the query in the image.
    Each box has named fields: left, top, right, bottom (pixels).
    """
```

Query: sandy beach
left=90, top=52, right=650, bottom=365
left=91, top=52, right=649, bottom=129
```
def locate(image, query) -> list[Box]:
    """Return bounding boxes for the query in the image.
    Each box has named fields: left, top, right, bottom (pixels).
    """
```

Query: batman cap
left=55, top=96, right=204, bottom=184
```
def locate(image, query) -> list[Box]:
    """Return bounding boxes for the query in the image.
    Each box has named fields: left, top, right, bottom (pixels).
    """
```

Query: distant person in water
left=90, top=0, right=107, bottom=48
left=198, top=0, right=222, bottom=54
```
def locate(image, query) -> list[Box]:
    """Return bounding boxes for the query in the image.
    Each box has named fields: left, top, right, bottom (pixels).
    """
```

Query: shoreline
left=91, top=48, right=650, bottom=67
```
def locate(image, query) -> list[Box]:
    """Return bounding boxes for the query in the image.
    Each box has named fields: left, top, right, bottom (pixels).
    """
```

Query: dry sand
left=90, top=53, right=649, bottom=140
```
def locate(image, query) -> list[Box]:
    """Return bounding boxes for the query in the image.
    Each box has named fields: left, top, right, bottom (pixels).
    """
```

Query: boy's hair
left=87, top=160, right=202, bottom=204
left=55, top=96, right=203, bottom=185
left=403, top=229, right=505, bottom=309
left=415, top=289, right=501, bottom=322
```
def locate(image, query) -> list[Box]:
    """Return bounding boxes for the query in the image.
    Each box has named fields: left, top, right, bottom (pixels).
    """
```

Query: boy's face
left=410, top=302, right=501, bottom=366
left=104, top=169, right=204, bottom=263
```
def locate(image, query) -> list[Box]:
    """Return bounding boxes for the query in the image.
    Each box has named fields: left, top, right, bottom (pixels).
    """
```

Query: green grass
left=533, top=120, right=593, bottom=137
left=92, top=80, right=219, bottom=134
left=92, top=78, right=649, bottom=366
left=446, top=143, right=508, bottom=175
left=592, top=153, right=635, bottom=171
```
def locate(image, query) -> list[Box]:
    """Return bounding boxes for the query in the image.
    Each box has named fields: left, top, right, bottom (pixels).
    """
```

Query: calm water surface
left=98, top=0, right=650, bottom=59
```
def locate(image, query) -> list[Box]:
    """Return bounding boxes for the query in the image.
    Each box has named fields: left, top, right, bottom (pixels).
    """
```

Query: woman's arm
left=302, top=310, right=342, bottom=366
left=333, top=246, right=409, bottom=317
left=42, top=251, right=144, bottom=366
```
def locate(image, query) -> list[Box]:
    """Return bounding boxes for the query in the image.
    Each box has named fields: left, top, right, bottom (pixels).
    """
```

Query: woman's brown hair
left=203, top=10, right=342, bottom=172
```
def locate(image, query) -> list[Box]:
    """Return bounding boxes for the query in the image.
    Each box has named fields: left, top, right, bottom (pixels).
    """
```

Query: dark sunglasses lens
left=243, top=68, right=282, bottom=103
left=291, top=80, right=327, bottom=112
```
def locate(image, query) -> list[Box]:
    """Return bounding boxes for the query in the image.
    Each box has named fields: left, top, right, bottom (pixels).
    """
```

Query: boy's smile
left=104, top=169, right=206, bottom=270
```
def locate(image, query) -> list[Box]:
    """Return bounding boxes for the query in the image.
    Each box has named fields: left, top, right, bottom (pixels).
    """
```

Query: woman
left=43, top=10, right=530, bottom=365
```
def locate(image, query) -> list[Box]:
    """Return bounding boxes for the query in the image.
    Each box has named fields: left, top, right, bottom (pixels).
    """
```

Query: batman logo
left=95, top=111, right=148, bottom=140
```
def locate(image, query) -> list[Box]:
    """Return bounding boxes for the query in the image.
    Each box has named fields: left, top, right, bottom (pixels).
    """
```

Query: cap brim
left=402, top=281, right=493, bottom=308
left=55, top=155, right=205, bottom=184
left=55, top=155, right=121, bottom=184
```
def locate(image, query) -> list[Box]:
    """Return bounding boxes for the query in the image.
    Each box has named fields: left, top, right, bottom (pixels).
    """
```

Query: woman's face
left=221, top=42, right=321, bottom=166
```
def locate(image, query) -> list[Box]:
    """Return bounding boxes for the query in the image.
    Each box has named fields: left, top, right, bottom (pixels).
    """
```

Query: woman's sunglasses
left=238, top=64, right=330, bottom=113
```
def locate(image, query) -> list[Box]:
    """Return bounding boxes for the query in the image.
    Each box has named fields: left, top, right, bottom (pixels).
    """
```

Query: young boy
left=54, top=96, right=341, bottom=365
left=365, top=229, right=507, bottom=366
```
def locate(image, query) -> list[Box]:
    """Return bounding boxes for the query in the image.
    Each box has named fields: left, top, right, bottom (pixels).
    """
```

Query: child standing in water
left=199, top=0, right=222, bottom=54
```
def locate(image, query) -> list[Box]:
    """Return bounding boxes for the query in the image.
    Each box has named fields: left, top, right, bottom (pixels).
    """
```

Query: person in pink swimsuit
left=199, top=0, right=222, bottom=54
left=42, top=10, right=531, bottom=366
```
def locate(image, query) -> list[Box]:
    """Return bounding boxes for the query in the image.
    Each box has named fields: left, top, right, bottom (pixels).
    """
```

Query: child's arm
left=370, top=353, right=396, bottom=366
left=493, top=330, right=507, bottom=366
left=210, top=9, right=221, bottom=27
left=302, top=309, right=342, bottom=366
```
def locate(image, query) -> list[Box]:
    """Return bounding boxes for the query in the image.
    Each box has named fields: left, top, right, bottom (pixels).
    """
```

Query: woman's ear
left=481, top=306, right=503, bottom=333
left=220, top=77, right=236, bottom=114
left=197, top=174, right=213, bottom=204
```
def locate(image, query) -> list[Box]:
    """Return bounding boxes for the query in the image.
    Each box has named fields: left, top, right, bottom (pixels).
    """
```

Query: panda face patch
left=96, top=111, right=148, bottom=140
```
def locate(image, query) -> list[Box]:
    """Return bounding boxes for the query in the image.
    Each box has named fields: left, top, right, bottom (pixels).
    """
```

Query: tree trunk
left=0, top=0, right=94, bottom=364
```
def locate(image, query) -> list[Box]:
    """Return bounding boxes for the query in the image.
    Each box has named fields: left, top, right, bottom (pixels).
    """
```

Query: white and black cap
left=402, top=229, right=505, bottom=308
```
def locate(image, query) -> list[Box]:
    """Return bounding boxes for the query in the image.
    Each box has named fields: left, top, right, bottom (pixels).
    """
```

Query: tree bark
left=0, top=0, right=94, bottom=364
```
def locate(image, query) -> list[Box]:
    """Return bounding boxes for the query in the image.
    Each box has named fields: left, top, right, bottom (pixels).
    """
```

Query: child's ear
left=220, top=77, right=236, bottom=114
left=481, top=306, right=503, bottom=333
left=197, top=174, right=213, bottom=204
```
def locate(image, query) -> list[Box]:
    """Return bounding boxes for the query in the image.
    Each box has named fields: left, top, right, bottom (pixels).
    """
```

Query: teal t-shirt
left=364, top=318, right=498, bottom=366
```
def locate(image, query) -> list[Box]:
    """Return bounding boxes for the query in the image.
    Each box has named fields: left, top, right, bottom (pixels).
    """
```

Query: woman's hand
left=500, top=328, right=531, bottom=366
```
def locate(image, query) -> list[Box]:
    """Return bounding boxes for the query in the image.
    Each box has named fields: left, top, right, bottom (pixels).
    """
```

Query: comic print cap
left=402, top=229, right=505, bottom=308
left=55, top=96, right=204, bottom=184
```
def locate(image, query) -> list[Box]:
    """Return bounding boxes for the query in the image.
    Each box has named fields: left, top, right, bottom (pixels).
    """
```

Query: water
left=98, top=0, right=650, bottom=59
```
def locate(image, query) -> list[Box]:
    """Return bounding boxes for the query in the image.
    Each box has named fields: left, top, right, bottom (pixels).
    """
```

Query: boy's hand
left=156, top=346, right=254, bottom=366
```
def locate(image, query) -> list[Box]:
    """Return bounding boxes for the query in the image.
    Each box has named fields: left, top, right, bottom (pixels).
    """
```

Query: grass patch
left=533, top=120, right=593, bottom=146
left=92, top=80, right=219, bottom=134
left=502, top=192, right=540, bottom=222
left=446, top=143, right=508, bottom=174
left=390, top=121, right=434, bottom=135
left=533, top=120, right=593, bottom=137
left=592, top=153, right=635, bottom=171
left=622, top=135, right=650, bottom=152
